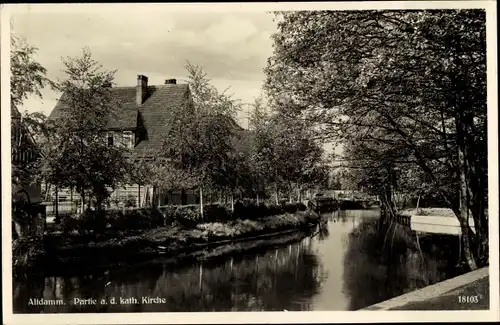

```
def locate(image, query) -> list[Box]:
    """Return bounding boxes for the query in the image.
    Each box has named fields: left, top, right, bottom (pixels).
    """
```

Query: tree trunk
left=181, top=189, right=186, bottom=205
left=256, top=193, right=260, bottom=205
left=382, top=165, right=396, bottom=220
left=297, top=186, right=301, bottom=202
left=80, top=186, right=85, bottom=213
left=70, top=187, right=74, bottom=213
left=157, top=187, right=161, bottom=207
left=199, top=187, right=204, bottom=218
left=456, top=108, right=479, bottom=271
left=275, top=183, right=279, bottom=205
left=45, top=183, right=51, bottom=201
left=457, top=147, right=478, bottom=271
left=138, top=184, right=141, bottom=208
left=231, top=194, right=234, bottom=212
left=55, top=187, right=59, bottom=220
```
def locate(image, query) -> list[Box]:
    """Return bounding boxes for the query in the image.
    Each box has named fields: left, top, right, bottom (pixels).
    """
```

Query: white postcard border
left=1, top=2, right=498, bottom=324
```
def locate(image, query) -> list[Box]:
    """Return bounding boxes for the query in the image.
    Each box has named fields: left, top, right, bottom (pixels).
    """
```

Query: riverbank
left=13, top=212, right=318, bottom=278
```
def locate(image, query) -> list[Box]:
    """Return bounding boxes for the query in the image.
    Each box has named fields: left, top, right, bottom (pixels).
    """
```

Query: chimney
left=136, top=75, right=148, bottom=105
left=165, top=78, right=177, bottom=85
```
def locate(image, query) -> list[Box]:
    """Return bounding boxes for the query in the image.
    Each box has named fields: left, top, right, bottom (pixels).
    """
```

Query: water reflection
left=13, top=209, right=462, bottom=313
left=14, top=240, right=325, bottom=312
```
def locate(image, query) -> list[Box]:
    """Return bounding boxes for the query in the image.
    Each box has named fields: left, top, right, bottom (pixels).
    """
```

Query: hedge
left=59, top=201, right=308, bottom=232
left=61, top=207, right=164, bottom=233
left=158, top=201, right=306, bottom=224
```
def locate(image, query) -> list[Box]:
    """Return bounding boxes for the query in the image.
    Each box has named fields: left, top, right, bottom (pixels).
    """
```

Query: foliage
left=60, top=207, right=165, bottom=233
left=10, top=35, right=52, bottom=191
left=40, top=49, right=133, bottom=211
left=195, top=213, right=305, bottom=238
left=248, top=96, right=330, bottom=203
left=185, top=62, right=240, bottom=117
left=55, top=201, right=308, bottom=235
left=158, top=62, right=243, bottom=213
left=10, top=35, right=53, bottom=112
left=12, top=236, right=45, bottom=271
left=265, top=10, right=487, bottom=269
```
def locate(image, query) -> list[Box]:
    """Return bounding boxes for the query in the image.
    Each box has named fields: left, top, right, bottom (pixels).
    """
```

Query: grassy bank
left=14, top=211, right=317, bottom=278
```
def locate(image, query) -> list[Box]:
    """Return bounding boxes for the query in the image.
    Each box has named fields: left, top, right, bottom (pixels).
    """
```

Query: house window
left=123, top=131, right=134, bottom=148
left=107, top=132, right=114, bottom=146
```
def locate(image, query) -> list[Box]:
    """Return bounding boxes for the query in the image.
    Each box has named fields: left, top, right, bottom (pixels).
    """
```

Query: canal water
left=13, top=209, right=462, bottom=313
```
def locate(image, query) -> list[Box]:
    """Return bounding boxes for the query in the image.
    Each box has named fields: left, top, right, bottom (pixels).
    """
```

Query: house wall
left=112, top=185, right=199, bottom=207
left=44, top=183, right=199, bottom=210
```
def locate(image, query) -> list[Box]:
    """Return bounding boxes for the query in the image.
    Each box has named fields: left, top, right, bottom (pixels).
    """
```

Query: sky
left=10, top=5, right=277, bottom=128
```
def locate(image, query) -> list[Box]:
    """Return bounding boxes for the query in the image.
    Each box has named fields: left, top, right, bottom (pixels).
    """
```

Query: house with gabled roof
left=48, top=75, right=200, bottom=208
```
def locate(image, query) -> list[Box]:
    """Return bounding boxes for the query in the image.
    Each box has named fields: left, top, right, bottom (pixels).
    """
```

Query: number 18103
left=458, top=295, right=479, bottom=303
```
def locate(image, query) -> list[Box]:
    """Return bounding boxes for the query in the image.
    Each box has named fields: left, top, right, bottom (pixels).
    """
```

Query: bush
left=60, top=207, right=165, bottom=233
left=107, top=208, right=164, bottom=230
left=158, top=205, right=200, bottom=227
left=203, top=204, right=232, bottom=223
left=232, top=201, right=307, bottom=220
left=169, top=200, right=307, bottom=225
left=124, top=195, right=137, bottom=207
left=13, top=236, right=45, bottom=272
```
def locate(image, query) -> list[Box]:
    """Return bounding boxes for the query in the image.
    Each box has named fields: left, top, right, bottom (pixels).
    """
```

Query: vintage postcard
left=1, top=1, right=498, bottom=324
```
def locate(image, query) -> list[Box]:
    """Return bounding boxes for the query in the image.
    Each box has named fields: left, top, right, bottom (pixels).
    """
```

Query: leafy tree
left=247, top=97, right=277, bottom=203
left=42, top=49, right=132, bottom=213
left=248, top=99, right=284, bottom=204
left=274, top=117, right=328, bottom=202
left=10, top=34, right=52, bottom=238
left=248, top=97, right=328, bottom=204
left=11, top=35, right=52, bottom=188
left=159, top=62, right=241, bottom=216
left=10, top=35, right=53, bottom=112
left=265, top=10, right=487, bottom=270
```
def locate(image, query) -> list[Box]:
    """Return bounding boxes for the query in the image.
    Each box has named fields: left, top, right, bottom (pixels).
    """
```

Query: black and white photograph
left=1, top=2, right=498, bottom=324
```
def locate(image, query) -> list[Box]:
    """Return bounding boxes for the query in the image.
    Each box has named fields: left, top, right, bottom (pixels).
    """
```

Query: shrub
left=232, top=202, right=307, bottom=220
left=155, top=201, right=307, bottom=228
left=203, top=204, right=232, bottom=223
left=81, top=209, right=108, bottom=232
left=124, top=195, right=137, bottom=207
left=61, top=214, right=81, bottom=233
left=158, top=205, right=200, bottom=227
left=60, top=207, right=165, bottom=233
left=107, top=208, right=164, bottom=230
left=13, top=236, right=45, bottom=274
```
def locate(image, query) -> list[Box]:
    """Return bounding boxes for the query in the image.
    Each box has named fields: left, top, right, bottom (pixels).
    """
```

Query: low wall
left=361, top=267, right=489, bottom=310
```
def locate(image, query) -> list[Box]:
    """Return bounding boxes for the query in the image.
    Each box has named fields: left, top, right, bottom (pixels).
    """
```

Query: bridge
left=304, top=194, right=379, bottom=212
